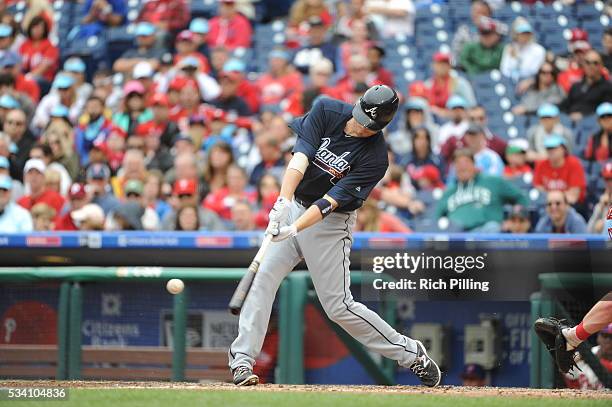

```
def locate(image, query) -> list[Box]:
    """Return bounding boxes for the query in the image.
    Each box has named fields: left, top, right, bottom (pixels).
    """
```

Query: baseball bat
left=229, top=234, right=274, bottom=315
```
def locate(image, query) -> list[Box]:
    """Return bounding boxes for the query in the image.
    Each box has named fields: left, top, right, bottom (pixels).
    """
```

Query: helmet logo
left=364, top=106, right=378, bottom=118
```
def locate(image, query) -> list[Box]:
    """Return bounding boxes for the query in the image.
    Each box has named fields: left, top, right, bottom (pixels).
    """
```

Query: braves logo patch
left=364, top=106, right=378, bottom=118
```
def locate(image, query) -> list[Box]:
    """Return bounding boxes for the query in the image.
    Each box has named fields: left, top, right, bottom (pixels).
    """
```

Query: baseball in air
left=166, top=279, right=184, bottom=295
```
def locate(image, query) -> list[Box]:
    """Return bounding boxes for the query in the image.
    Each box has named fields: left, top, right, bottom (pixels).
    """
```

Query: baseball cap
left=596, top=102, right=612, bottom=117
left=71, top=203, right=105, bottom=225
left=405, top=98, right=428, bottom=111
left=506, top=138, right=529, bottom=154
left=515, top=22, right=533, bottom=34
left=0, top=24, right=13, bottom=38
left=412, top=164, right=444, bottom=188
left=0, top=50, right=21, bottom=68
left=543, top=135, right=566, bottom=149
left=24, top=158, right=46, bottom=174
left=64, top=57, right=86, bottom=73
left=0, top=94, right=19, bottom=109
left=114, top=202, right=144, bottom=230
left=189, top=18, right=209, bottom=34
left=269, top=49, right=290, bottom=61
left=135, top=22, right=156, bottom=37
left=86, top=163, right=111, bottom=180
left=508, top=204, right=529, bottom=219
left=223, top=59, right=246, bottom=73
left=50, top=105, right=70, bottom=119
left=53, top=74, right=75, bottom=89
left=123, top=80, right=145, bottom=96
left=446, top=95, right=467, bottom=109
left=150, top=93, right=169, bottom=107
left=433, top=52, right=451, bottom=63
left=180, top=56, right=200, bottom=69
left=177, top=30, right=195, bottom=42
left=133, top=61, right=154, bottom=79
left=0, top=175, right=12, bottom=190
left=602, top=161, right=612, bottom=179
left=173, top=179, right=197, bottom=195
left=537, top=103, right=560, bottom=118
left=0, top=156, right=9, bottom=169
left=69, top=183, right=87, bottom=199
left=124, top=179, right=144, bottom=196
left=461, top=364, right=485, bottom=380
left=465, top=124, right=484, bottom=135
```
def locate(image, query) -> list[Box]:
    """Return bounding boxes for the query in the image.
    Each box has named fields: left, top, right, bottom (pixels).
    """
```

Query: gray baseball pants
left=228, top=199, right=418, bottom=371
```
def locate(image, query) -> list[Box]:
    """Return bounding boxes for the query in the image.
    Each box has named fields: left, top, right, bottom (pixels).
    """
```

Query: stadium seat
left=191, top=0, right=220, bottom=19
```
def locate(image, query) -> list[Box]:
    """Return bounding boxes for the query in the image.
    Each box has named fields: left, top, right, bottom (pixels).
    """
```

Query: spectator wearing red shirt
left=286, top=58, right=338, bottom=116
left=367, top=44, right=394, bottom=88
left=54, top=183, right=91, bottom=231
left=584, top=102, right=612, bottom=163
left=219, top=59, right=259, bottom=114
left=18, top=16, right=59, bottom=91
left=424, top=52, right=476, bottom=118
left=256, top=49, right=304, bottom=106
left=0, top=51, right=40, bottom=103
left=333, top=54, right=382, bottom=104
left=503, top=139, right=532, bottom=179
left=338, top=19, right=373, bottom=75
left=137, top=93, right=180, bottom=149
left=533, top=135, right=586, bottom=205
left=174, top=30, right=211, bottom=73
left=17, top=159, right=66, bottom=214
left=207, top=0, right=253, bottom=50
left=558, top=29, right=590, bottom=93
left=355, top=198, right=411, bottom=233
left=203, top=164, right=256, bottom=220
left=138, top=0, right=190, bottom=35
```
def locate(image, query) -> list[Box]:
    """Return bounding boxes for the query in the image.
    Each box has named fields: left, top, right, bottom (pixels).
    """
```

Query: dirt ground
left=1, top=381, right=610, bottom=399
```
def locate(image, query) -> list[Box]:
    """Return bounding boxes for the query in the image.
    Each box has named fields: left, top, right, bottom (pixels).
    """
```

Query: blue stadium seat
left=191, top=0, right=219, bottom=19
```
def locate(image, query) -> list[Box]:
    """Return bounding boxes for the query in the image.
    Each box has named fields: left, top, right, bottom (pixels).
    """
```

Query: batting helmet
left=352, top=85, right=399, bottom=131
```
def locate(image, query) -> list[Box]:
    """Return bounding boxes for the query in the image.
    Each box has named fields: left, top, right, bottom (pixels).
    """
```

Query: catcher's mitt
left=533, top=317, right=578, bottom=374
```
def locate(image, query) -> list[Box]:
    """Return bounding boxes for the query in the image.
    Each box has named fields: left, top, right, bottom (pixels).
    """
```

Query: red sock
left=575, top=322, right=591, bottom=341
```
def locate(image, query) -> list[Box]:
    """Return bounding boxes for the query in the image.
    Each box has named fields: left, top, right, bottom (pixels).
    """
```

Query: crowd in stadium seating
left=0, top=0, right=610, bottom=235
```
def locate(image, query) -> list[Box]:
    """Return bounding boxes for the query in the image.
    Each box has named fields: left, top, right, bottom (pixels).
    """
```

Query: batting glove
left=265, top=197, right=290, bottom=237
left=271, top=224, right=298, bottom=242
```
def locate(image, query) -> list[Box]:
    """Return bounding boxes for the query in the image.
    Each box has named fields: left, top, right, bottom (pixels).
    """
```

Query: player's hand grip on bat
left=265, top=196, right=290, bottom=237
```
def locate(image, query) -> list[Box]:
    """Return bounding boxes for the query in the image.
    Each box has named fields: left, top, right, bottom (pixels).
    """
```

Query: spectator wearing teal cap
left=189, top=18, right=210, bottom=58
left=500, top=18, right=545, bottom=84
left=64, top=57, right=93, bottom=103
left=533, top=135, right=586, bottom=205
left=0, top=174, right=33, bottom=233
left=0, top=93, right=20, bottom=126
left=33, top=73, right=86, bottom=131
left=0, top=23, right=15, bottom=52
left=584, top=102, right=612, bottom=163
left=0, top=50, right=40, bottom=103
left=113, top=22, right=166, bottom=75
left=526, top=103, right=574, bottom=162
left=0, top=155, right=23, bottom=200
left=437, top=95, right=470, bottom=153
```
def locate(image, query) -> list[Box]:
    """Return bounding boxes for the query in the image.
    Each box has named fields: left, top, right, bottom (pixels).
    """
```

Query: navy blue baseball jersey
left=288, top=97, right=389, bottom=212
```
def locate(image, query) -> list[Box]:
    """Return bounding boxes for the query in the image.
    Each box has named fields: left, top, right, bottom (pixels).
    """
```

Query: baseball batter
left=229, top=85, right=441, bottom=387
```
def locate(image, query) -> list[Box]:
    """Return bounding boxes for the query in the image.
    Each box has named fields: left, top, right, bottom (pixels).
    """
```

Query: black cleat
left=232, top=366, right=259, bottom=386
left=409, top=340, right=442, bottom=387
